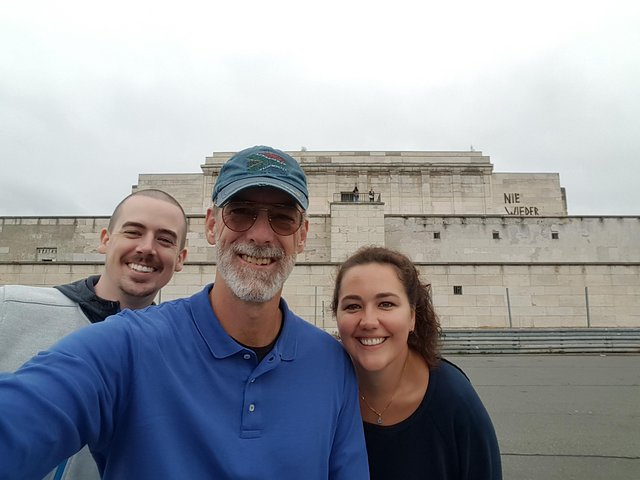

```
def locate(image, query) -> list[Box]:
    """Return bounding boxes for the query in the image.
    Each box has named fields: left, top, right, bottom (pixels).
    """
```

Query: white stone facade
left=136, top=150, right=567, bottom=217
left=2, top=150, right=638, bottom=329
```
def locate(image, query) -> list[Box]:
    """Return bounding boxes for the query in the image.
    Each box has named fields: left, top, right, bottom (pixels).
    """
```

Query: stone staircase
left=440, top=328, right=640, bottom=354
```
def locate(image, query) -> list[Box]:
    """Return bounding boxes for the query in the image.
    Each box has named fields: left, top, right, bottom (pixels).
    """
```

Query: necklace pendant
left=376, top=416, right=383, bottom=425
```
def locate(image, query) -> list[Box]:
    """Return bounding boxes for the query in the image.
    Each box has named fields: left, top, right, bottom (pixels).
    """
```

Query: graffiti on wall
left=504, top=193, right=540, bottom=216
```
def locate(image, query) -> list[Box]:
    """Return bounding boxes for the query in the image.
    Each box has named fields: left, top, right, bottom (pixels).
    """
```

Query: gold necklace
left=360, top=353, right=409, bottom=425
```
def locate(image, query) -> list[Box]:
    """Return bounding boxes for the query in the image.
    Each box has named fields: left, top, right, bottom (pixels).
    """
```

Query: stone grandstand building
left=1, top=150, right=639, bottom=330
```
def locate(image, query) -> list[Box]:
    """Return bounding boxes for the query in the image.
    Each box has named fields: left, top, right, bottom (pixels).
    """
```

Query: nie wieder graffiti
left=504, top=193, right=540, bottom=216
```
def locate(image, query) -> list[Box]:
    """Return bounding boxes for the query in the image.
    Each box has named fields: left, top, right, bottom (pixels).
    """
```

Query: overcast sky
left=1, top=0, right=638, bottom=216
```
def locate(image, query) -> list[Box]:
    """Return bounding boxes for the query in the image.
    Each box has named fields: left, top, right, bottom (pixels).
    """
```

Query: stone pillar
left=421, top=170, right=431, bottom=214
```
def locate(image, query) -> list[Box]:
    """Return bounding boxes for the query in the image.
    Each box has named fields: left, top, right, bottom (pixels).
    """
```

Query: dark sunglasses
left=221, top=202, right=304, bottom=236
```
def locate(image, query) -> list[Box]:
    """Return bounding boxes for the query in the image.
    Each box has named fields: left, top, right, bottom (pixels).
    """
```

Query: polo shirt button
left=249, top=404, right=255, bottom=412
left=243, top=354, right=251, bottom=360
left=250, top=378, right=256, bottom=383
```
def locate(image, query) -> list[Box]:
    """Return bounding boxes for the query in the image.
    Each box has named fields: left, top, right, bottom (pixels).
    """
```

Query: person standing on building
left=0, top=146, right=369, bottom=479
left=368, top=188, right=375, bottom=202
left=353, top=184, right=359, bottom=202
left=0, top=188, right=189, bottom=480
left=332, top=246, right=502, bottom=480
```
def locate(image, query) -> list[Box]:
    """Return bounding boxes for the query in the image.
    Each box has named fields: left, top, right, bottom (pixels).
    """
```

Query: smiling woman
left=332, top=246, right=502, bottom=480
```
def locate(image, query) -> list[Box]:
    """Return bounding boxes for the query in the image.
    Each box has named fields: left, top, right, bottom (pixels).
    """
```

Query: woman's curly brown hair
left=331, top=246, right=442, bottom=367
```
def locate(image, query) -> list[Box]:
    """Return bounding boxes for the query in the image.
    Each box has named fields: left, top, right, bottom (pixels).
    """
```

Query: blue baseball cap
left=212, top=146, right=309, bottom=209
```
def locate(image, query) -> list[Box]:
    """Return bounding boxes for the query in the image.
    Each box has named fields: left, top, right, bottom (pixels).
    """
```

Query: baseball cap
left=211, top=146, right=309, bottom=209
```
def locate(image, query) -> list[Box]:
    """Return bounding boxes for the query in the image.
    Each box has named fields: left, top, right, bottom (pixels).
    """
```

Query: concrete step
left=440, top=328, right=640, bottom=354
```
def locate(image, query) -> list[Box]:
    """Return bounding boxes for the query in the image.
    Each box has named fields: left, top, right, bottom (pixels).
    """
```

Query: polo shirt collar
left=190, top=284, right=298, bottom=361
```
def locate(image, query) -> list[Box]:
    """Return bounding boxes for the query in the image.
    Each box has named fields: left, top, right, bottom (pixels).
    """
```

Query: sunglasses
left=221, top=202, right=304, bottom=236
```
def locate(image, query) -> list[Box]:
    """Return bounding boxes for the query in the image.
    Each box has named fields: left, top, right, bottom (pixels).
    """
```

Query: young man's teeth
left=129, top=263, right=154, bottom=273
left=360, top=337, right=385, bottom=346
left=242, top=254, right=272, bottom=265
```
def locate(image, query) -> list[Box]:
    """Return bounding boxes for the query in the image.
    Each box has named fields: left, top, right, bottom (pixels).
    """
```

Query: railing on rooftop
left=332, top=192, right=382, bottom=203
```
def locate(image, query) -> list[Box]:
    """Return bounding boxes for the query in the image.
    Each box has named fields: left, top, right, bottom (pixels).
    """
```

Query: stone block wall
left=1, top=262, right=638, bottom=329
left=134, top=173, right=209, bottom=215
left=385, top=216, right=640, bottom=263
left=1, top=150, right=636, bottom=329
left=0, top=217, right=108, bottom=263
left=155, top=150, right=567, bottom=217
left=431, top=264, right=640, bottom=328
left=493, top=173, right=567, bottom=216
left=329, top=202, right=385, bottom=261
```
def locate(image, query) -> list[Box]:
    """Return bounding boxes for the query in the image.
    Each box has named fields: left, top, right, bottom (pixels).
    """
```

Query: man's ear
left=174, top=248, right=188, bottom=272
left=205, top=207, right=217, bottom=246
left=296, top=218, right=309, bottom=254
left=97, top=228, right=110, bottom=254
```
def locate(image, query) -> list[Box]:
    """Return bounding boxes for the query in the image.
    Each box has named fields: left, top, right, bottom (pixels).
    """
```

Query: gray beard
left=216, top=241, right=296, bottom=303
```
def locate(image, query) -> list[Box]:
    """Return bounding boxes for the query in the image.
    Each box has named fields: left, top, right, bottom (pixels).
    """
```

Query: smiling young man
left=0, top=188, right=187, bottom=480
left=92, top=191, right=188, bottom=310
left=0, top=146, right=368, bottom=480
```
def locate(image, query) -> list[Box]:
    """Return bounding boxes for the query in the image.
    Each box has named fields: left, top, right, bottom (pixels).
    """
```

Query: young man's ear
left=97, top=228, right=110, bottom=254
left=205, top=207, right=217, bottom=246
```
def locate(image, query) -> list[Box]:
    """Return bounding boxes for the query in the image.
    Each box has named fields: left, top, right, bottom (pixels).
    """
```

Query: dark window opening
left=453, top=285, right=463, bottom=295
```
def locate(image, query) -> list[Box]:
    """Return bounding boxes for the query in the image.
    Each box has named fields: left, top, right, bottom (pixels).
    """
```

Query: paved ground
left=447, top=354, right=640, bottom=480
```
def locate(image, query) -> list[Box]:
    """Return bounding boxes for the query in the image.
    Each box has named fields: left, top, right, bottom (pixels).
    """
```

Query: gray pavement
left=447, top=354, right=640, bottom=480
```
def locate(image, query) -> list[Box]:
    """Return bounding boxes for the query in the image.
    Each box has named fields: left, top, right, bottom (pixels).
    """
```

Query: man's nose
left=247, top=210, right=274, bottom=240
left=136, top=233, right=156, bottom=254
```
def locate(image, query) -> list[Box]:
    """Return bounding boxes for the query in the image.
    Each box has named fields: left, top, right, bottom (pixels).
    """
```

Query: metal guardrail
left=332, top=192, right=382, bottom=203
left=440, top=328, right=640, bottom=354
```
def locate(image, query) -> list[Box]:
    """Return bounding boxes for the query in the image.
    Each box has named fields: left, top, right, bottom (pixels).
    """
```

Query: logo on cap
left=247, top=151, right=289, bottom=175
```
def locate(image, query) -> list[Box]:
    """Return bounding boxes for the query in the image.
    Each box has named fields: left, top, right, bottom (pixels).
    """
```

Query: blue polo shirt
left=0, top=285, right=369, bottom=479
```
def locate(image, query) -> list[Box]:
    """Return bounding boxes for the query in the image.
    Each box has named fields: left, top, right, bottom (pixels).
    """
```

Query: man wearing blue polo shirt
left=0, top=146, right=369, bottom=479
